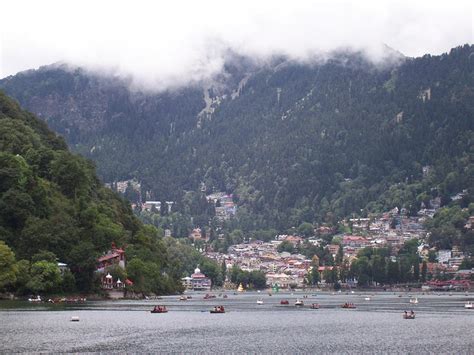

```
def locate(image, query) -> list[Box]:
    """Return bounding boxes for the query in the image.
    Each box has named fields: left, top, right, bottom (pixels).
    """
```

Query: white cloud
left=0, top=0, right=472, bottom=89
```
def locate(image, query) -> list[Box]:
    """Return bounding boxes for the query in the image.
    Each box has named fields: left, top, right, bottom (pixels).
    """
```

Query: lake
left=1, top=291, right=473, bottom=353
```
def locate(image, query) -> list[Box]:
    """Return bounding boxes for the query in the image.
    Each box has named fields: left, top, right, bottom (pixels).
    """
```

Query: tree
left=421, top=260, right=427, bottom=282
left=297, top=222, right=314, bottom=238
left=277, top=240, right=294, bottom=253
left=309, top=266, right=320, bottom=286
left=387, top=260, right=399, bottom=284
left=413, top=257, right=420, bottom=281
left=0, top=241, right=18, bottom=290
left=26, top=261, right=62, bottom=293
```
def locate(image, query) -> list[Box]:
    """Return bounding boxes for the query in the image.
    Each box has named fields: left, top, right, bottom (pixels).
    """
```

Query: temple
left=182, top=266, right=212, bottom=291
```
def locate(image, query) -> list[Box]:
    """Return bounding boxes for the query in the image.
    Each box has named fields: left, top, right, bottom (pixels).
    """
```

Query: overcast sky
left=0, top=0, right=472, bottom=89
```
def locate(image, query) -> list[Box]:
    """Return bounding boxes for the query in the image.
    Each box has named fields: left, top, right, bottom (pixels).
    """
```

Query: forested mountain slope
left=0, top=92, right=185, bottom=294
left=1, top=45, right=473, bottom=232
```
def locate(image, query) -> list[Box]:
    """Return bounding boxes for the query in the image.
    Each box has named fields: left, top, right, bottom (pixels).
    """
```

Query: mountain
left=0, top=91, right=188, bottom=294
left=1, top=45, right=473, bottom=233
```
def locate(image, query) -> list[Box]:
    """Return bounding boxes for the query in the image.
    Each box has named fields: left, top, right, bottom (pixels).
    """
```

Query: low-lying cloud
left=1, top=0, right=472, bottom=90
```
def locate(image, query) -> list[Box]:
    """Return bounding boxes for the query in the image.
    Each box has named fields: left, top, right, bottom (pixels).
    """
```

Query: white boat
left=28, top=295, right=42, bottom=302
left=70, top=316, right=80, bottom=322
left=257, top=299, right=264, bottom=305
left=295, top=299, right=304, bottom=306
left=465, top=302, right=473, bottom=309
left=409, top=297, right=418, bottom=304
left=364, top=297, right=371, bottom=301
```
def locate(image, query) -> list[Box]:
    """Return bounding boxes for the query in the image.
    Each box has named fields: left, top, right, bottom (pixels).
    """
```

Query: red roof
left=97, top=249, right=124, bottom=262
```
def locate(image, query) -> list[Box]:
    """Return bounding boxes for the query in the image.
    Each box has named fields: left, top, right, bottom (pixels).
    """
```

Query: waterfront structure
left=182, top=266, right=212, bottom=291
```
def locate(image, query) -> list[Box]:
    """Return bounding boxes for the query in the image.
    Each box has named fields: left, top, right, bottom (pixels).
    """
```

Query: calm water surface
left=1, top=292, right=473, bottom=353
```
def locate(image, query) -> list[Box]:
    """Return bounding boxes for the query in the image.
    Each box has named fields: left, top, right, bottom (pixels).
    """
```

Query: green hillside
left=1, top=45, right=473, bottom=238
left=0, top=92, right=209, bottom=295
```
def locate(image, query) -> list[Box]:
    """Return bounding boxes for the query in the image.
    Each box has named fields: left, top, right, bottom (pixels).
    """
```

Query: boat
left=257, top=299, right=264, bottom=305
left=280, top=300, right=289, bottom=305
left=409, top=297, right=418, bottom=304
left=203, top=293, right=216, bottom=299
left=295, top=299, right=304, bottom=306
left=210, top=306, right=225, bottom=313
left=70, top=316, right=80, bottom=322
left=364, top=297, right=371, bottom=301
left=28, top=295, right=42, bottom=302
left=465, top=302, right=473, bottom=309
left=179, top=296, right=187, bottom=301
left=310, top=303, right=320, bottom=309
left=341, top=303, right=356, bottom=309
left=223, top=294, right=228, bottom=299
left=65, top=297, right=86, bottom=304
left=403, top=311, right=415, bottom=319
left=151, top=305, right=168, bottom=313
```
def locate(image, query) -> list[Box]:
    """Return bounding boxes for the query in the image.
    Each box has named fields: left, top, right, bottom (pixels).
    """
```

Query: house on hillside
left=97, top=243, right=126, bottom=273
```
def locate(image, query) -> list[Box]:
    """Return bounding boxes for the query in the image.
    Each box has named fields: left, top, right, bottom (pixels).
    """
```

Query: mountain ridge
left=1, top=44, right=472, bottom=233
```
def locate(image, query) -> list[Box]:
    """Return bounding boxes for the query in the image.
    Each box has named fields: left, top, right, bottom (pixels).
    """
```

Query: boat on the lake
left=210, top=305, right=225, bottom=313
left=70, top=316, right=80, bottom=322
left=151, top=305, right=168, bottom=313
left=364, top=297, right=371, bottom=301
left=465, top=301, right=473, bottom=309
left=280, top=299, right=289, bottom=305
left=65, top=297, right=86, bottom=304
left=295, top=299, right=304, bottom=306
left=257, top=299, right=264, bottom=305
left=179, top=296, right=187, bottom=301
left=341, top=303, right=356, bottom=309
left=403, top=311, right=415, bottom=319
left=28, top=295, right=42, bottom=302
left=204, top=293, right=216, bottom=299
left=310, top=303, right=320, bottom=309
left=409, top=297, right=418, bottom=304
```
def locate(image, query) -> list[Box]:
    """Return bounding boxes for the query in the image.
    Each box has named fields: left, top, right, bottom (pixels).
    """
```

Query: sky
left=0, top=0, right=472, bottom=89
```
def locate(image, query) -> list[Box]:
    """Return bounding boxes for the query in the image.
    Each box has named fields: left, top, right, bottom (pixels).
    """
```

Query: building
left=182, top=266, right=212, bottom=291
left=189, top=228, right=203, bottom=241
left=143, top=201, right=161, bottom=211
left=342, top=236, right=369, bottom=249
left=97, top=244, right=126, bottom=273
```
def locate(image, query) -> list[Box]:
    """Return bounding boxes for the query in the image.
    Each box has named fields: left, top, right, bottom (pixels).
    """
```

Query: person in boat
left=410, top=310, right=414, bottom=316
left=404, top=311, right=408, bottom=316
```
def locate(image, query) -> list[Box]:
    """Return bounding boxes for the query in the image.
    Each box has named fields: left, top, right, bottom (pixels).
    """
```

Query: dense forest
left=0, top=92, right=223, bottom=296
left=1, top=45, right=473, bottom=243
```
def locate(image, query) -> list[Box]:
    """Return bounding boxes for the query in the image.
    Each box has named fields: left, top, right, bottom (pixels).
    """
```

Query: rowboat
left=295, top=299, right=304, bottom=306
left=210, top=306, right=225, bottom=313
left=151, top=305, right=168, bottom=313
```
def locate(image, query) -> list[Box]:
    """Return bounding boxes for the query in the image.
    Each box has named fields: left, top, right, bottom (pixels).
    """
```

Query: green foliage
left=277, top=240, right=295, bottom=253
left=0, top=92, right=184, bottom=294
left=426, top=206, right=470, bottom=250
left=0, top=46, right=472, bottom=240
left=297, top=222, right=314, bottom=238
left=230, top=265, right=266, bottom=289
left=26, top=261, right=62, bottom=293
left=350, top=245, right=422, bottom=286
left=0, top=241, right=18, bottom=290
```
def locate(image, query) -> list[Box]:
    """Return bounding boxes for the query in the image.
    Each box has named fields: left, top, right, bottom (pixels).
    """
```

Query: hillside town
left=196, top=204, right=473, bottom=291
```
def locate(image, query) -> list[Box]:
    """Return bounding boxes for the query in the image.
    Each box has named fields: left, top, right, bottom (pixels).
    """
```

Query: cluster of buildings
left=205, top=238, right=314, bottom=289
left=207, top=192, right=237, bottom=220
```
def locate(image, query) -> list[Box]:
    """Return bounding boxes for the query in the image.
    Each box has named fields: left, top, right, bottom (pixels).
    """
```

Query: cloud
left=1, top=0, right=472, bottom=89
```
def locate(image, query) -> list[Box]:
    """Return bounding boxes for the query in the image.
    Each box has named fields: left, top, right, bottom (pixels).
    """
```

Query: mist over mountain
left=1, top=44, right=473, bottom=233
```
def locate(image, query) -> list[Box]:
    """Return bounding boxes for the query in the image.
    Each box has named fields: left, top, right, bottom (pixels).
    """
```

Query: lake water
left=1, top=291, right=473, bottom=353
